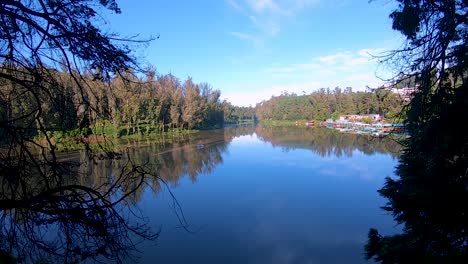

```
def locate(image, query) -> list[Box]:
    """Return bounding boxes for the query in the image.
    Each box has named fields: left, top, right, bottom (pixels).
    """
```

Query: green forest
left=224, top=85, right=406, bottom=124
left=225, top=86, right=406, bottom=124
left=1, top=0, right=466, bottom=262
left=255, top=87, right=403, bottom=121
left=1, top=64, right=406, bottom=147
left=1, top=67, right=228, bottom=142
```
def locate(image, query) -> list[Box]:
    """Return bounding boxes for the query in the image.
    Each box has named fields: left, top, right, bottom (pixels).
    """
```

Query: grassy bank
left=35, top=123, right=199, bottom=152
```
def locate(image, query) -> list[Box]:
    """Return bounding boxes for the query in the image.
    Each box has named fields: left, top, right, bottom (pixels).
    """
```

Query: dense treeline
left=1, top=65, right=406, bottom=142
left=255, top=87, right=403, bottom=121
left=0, top=66, right=226, bottom=141
left=1, top=66, right=407, bottom=144
left=224, top=105, right=256, bottom=124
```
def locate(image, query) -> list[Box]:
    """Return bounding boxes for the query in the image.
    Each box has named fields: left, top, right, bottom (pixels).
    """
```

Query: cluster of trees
left=255, top=87, right=403, bottom=121
left=2, top=65, right=410, bottom=141
left=0, top=67, right=226, bottom=142
left=224, top=104, right=256, bottom=124
left=105, top=71, right=226, bottom=132
left=366, top=0, right=468, bottom=262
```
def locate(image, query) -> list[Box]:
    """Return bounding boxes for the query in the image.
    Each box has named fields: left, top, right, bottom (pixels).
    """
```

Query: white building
left=339, top=114, right=382, bottom=122
left=391, top=87, right=417, bottom=101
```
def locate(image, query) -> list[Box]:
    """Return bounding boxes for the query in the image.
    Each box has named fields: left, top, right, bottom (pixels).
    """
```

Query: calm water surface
left=129, top=126, right=400, bottom=264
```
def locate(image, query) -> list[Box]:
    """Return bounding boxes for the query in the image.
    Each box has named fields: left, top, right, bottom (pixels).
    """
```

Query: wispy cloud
left=228, top=31, right=263, bottom=46
left=223, top=80, right=323, bottom=106
left=226, top=0, right=320, bottom=45
left=246, top=0, right=320, bottom=15
left=222, top=47, right=388, bottom=106
left=317, top=51, right=372, bottom=70
left=249, top=15, right=280, bottom=35
left=226, top=0, right=243, bottom=10
left=265, top=62, right=320, bottom=73
left=267, top=48, right=381, bottom=75
left=247, top=0, right=281, bottom=13
left=318, top=52, right=351, bottom=64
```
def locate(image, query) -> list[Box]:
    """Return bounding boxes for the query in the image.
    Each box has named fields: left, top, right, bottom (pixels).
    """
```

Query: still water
left=125, top=126, right=400, bottom=264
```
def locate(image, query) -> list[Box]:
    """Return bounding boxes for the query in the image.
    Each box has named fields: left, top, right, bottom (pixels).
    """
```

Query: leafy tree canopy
left=365, top=0, right=468, bottom=262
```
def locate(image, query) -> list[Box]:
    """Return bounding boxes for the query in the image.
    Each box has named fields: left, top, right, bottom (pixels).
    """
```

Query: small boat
left=371, top=132, right=389, bottom=138
left=305, top=121, right=315, bottom=127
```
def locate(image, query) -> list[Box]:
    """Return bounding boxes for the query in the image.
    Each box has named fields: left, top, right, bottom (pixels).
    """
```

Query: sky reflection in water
left=137, top=127, right=399, bottom=264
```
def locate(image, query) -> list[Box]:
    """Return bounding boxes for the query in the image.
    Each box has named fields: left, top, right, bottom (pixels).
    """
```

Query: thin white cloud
left=268, top=49, right=376, bottom=75
left=226, top=0, right=320, bottom=45
left=222, top=47, right=389, bottom=106
left=247, top=0, right=280, bottom=13
left=317, top=49, right=386, bottom=69
left=318, top=51, right=352, bottom=64
left=249, top=15, right=280, bottom=35
left=246, top=0, right=320, bottom=15
left=226, top=0, right=243, bottom=10
left=228, top=31, right=263, bottom=46
left=317, top=69, right=336, bottom=76
left=337, top=57, right=369, bottom=71
left=345, top=73, right=381, bottom=88
left=265, top=62, right=320, bottom=73
left=224, top=80, right=323, bottom=106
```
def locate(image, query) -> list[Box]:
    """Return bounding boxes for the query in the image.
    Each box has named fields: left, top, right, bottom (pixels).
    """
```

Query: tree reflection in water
left=0, top=126, right=399, bottom=263
left=255, top=126, right=400, bottom=158
left=0, top=150, right=159, bottom=263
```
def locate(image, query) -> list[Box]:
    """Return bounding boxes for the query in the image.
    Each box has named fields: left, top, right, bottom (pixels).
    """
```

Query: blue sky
left=107, top=0, right=404, bottom=106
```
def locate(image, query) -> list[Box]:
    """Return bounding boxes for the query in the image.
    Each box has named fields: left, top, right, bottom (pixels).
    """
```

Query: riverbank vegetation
left=2, top=68, right=226, bottom=142
left=223, top=105, right=256, bottom=125
left=255, top=87, right=404, bottom=122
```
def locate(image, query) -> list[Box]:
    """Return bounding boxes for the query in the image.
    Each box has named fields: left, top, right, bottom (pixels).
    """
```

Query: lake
left=117, top=126, right=400, bottom=264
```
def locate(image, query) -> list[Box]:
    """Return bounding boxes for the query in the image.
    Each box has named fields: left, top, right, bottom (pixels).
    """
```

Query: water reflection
left=0, top=150, right=158, bottom=263
left=139, top=126, right=400, bottom=264
left=0, top=126, right=400, bottom=263
left=112, top=126, right=400, bottom=200
left=256, top=126, right=400, bottom=158
left=115, top=127, right=255, bottom=191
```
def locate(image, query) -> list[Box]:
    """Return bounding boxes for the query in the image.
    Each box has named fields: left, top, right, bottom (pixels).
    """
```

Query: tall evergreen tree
left=365, top=1, right=468, bottom=262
